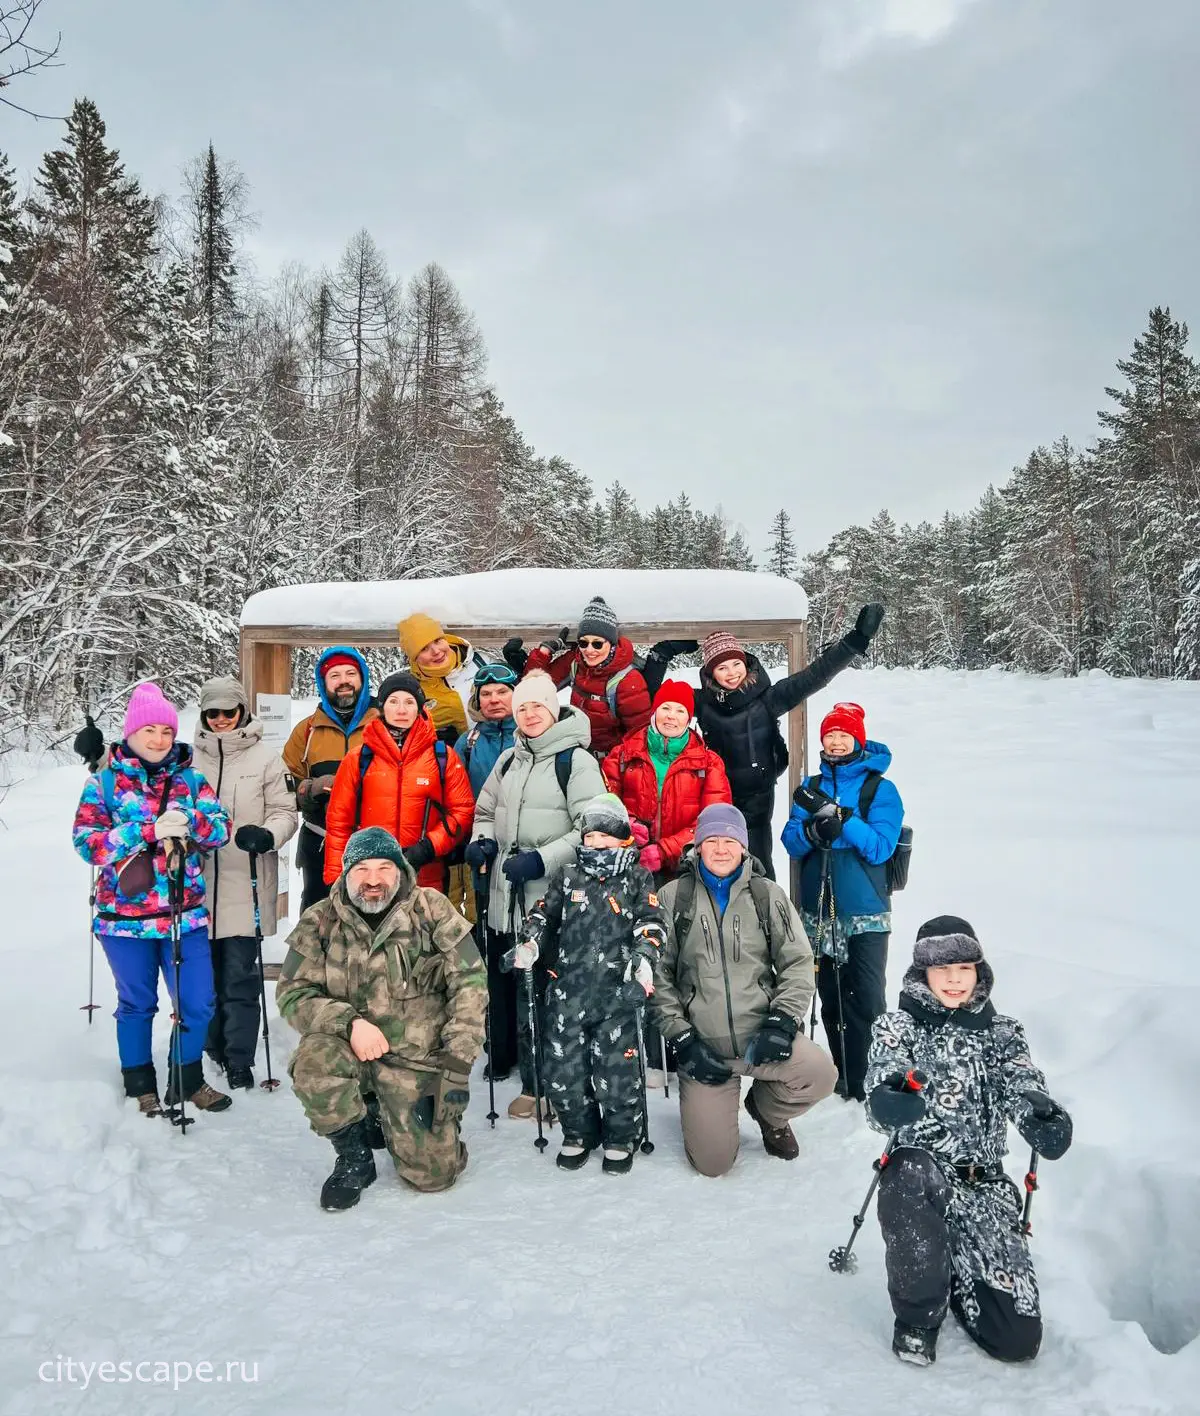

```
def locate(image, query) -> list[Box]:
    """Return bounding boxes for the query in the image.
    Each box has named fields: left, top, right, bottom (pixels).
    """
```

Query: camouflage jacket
left=276, top=863, right=487, bottom=1070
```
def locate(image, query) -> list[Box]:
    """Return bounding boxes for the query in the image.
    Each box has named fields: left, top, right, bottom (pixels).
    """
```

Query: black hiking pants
left=480, top=917, right=519, bottom=1080
left=816, top=930, right=887, bottom=1099
left=205, top=935, right=262, bottom=1070
left=737, top=787, right=777, bottom=881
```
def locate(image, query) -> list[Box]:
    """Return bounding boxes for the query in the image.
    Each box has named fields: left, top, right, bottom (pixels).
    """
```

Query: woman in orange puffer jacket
left=324, top=672, right=475, bottom=889
left=602, top=680, right=732, bottom=882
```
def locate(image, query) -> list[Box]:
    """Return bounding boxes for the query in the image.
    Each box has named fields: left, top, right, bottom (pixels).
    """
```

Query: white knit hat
left=512, top=670, right=561, bottom=721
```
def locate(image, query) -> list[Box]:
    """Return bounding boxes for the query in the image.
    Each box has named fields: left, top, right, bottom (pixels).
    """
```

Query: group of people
left=70, top=590, right=1072, bottom=1370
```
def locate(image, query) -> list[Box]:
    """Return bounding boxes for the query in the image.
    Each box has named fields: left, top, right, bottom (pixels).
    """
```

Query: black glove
left=647, top=639, right=699, bottom=662
left=464, top=838, right=499, bottom=871
left=502, top=637, right=528, bottom=675
left=743, top=1010, right=799, bottom=1066
left=812, top=812, right=844, bottom=844
left=1018, top=1090, right=1073, bottom=1160
left=234, top=824, right=275, bottom=855
left=539, top=627, right=571, bottom=654
left=673, top=1028, right=734, bottom=1086
left=845, top=603, right=885, bottom=655
left=403, top=837, right=436, bottom=871
left=411, top=1054, right=472, bottom=1131
left=502, top=850, right=545, bottom=885
left=793, top=782, right=835, bottom=814
left=73, top=714, right=105, bottom=771
left=868, top=1071, right=928, bottom=1129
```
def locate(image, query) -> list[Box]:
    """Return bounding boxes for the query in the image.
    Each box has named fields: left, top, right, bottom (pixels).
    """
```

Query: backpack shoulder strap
left=856, top=770, right=883, bottom=821
left=434, top=738, right=447, bottom=796
left=747, top=875, right=774, bottom=949
left=672, top=870, right=698, bottom=939
left=605, top=665, right=632, bottom=719
left=354, top=744, right=374, bottom=829
left=463, top=725, right=481, bottom=769
left=499, top=749, right=515, bottom=779
left=554, top=747, right=578, bottom=799
left=99, top=766, right=117, bottom=819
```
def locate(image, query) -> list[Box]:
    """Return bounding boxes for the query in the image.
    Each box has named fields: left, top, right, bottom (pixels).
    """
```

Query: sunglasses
left=578, top=637, right=609, bottom=650
left=207, top=707, right=240, bottom=720
left=474, top=664, right=519, bottom=688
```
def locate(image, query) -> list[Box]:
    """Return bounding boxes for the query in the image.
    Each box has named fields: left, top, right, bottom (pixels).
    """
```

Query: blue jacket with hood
left=454, top=717, right=517, bottom=797
left=781, top=739, right=904, bottom=920
left=282, top=646, right=376, bottom=837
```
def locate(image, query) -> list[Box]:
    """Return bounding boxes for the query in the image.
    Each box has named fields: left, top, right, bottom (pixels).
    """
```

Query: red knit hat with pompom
left=819, top=701, right=866, bottom=748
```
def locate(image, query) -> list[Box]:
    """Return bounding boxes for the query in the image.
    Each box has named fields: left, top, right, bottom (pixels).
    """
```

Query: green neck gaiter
left=647, top=726, right=688, bottom=792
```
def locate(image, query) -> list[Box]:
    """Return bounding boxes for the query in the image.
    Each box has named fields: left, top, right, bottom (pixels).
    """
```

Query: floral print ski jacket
left=73, top=743, right=230, bottom=940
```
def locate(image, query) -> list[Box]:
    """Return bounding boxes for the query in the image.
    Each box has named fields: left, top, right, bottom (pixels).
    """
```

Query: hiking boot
left=892, top=1320, right=938, bottom=1367
left=320, top=1119, right=378, bottom=1211
left=555, top=1141, right=593, bottom=1172
left=226, top=1065, right=254, bottom=1090
left=164, top=1060, right=233, bottom=1113
left=508, top=1093, right=552, bottom=1121
left=362, top=1093, right=387, bottom=1150
left=122, top=1063, right=162, bottom=1116
left=745, top=1089, right=799, bottom=1160
left=602, top=1146, right=634, bottom=1175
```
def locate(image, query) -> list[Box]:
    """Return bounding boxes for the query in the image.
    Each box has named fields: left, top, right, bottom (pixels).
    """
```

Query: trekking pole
left=828, top=1069, right=925, bottom=1274
left=826, top=861, right=850, bottom=1088
left=474, top=867, right=498, bottom=1127
left=165, top=845, right=194, bottom=1134
left=809, top=850, right=831, bottom=1040
left=660, top=1030, right=670, bottom=1100
left=633, top=1005, right=655, bottom=1155
left=512, top=891, right=550, bottom=1153
left=81, top=867, right=100, bottom=1022
left=1021, top=1148, right=1040, bottom=1236
left=248, top=854, right=280, bottom=1092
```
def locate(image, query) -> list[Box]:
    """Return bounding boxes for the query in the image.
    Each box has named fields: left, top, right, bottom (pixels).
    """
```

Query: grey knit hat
left=580, top=793, right=631, bottom=840
left=342, top=826, right=408, bottom=876
left=694, top=802, right=749, bottom=851
left=912, top=915, right=984, bottom=969
left=578, top=595, right=620, bottom=642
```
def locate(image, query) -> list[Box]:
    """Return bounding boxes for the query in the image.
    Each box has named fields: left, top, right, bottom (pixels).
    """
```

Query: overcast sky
left=5, top=0, right=1199, bottom=556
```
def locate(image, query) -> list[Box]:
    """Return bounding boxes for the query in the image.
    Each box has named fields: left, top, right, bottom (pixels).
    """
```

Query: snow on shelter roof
left=240, top=568, right=807, bottom=638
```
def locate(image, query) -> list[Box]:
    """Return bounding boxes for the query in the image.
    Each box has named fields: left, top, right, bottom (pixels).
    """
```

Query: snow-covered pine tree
left=765, top=508, right=798, bottom=579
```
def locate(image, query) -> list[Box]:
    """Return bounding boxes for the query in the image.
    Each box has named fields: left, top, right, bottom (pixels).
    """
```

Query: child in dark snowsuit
left=864, top=917, right=1073, bottom=1368
left=510, top=794, right=667, bottom=1173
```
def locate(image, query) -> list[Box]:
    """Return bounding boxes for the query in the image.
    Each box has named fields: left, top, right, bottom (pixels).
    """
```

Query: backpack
left=498, top=745, right=580, bottom=800
left=354, top=738, right=449, bottom=836
left=670, top=868, right=794, bottom=952
left=567, top=661, right=632, bottom=721
left=803, top=770, right=913, bottom=893
left=98, top=763, right=202, bottom=820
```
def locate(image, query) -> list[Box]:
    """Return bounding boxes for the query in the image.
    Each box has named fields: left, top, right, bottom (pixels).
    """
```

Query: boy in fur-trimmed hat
left=506, top=794, right=667, bottom=1174
left=863, top=917, right=1073, bottom=1369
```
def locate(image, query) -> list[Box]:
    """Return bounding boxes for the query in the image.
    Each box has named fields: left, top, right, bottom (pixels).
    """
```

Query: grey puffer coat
left=652, top=855, right=815, bottom=1060
left=194, top=679, right=298, bottom=939
left=471, top=707, right=605, bottom=927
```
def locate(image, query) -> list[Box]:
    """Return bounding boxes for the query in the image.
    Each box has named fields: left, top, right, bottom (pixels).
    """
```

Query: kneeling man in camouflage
left=277, top=826, right=487, bottom=1209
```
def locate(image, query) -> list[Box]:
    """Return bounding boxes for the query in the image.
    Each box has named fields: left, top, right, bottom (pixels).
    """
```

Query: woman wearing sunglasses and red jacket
left=522, top=595, right=651, bottom=758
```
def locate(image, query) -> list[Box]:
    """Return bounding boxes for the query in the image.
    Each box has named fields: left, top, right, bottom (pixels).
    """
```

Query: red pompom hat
left=652, top=679, right=695, bottom=719
left=819, top=701, right=866, bottom=748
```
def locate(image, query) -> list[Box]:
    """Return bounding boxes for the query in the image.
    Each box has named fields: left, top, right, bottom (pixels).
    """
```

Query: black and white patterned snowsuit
left=865, top=966, right=1063, bottom=1362
left=521, top=847, right=666, bottom=1149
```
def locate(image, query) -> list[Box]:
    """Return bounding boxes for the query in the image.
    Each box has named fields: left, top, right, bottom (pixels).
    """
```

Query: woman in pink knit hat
left=72, top=682, right=232, bottom=1118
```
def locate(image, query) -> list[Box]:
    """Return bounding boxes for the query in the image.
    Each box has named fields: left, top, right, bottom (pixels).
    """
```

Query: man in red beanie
left=781, top=701, right=905, bottom=1101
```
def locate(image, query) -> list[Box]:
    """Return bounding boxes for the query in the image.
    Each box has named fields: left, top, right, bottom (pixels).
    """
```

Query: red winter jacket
left=525, top=636, right=651, bottom=757
left=602, top=727, right=732, bottom=875
left=324, top=713, right=475, bottom=887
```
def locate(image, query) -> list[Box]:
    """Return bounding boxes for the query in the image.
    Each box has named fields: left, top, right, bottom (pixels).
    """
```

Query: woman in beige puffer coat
left=194, top=677, right=298, bottom=1089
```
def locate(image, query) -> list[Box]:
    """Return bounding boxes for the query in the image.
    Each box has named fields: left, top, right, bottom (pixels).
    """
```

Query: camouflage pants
left=544, top=1006, right=643, bottom=1149
left=289, top=1034, right=467, bottom=1194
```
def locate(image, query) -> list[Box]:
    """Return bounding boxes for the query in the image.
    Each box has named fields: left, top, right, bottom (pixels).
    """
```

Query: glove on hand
left=812, top=812, right=844, bottom=844
left=502, top=637, right=529, bottom=675
left=793, top=782, right=835, bottom=814
left=622, top=953, right=655, bottom=998
left=411, top=1054, right=472, bottom=1131
left=846, top=603, right=885, bottom=655
left=502, top=939, right=539, bottom=972
left=630, top=821, right=650, bottom=847
left=640, top=844, right=663, bottom=873
left=464, top=838, right=499, bottom=871
left=743, top=1010, right=798, bottom=1066
left=153, top=809, right=190, bottom=842
left=868, top=1071, right=928, bottom=1130
left=1018, top=1090, right=1073, bottom=1160
left=674, top=1028, right=734, bottom=1086
left=539, top=627, right=571, bottom=654
left=646, top=639, right=700, bottom=661
left=502, top=850, right=544, bottom=886
left=403, top=837, right=436, bottom=871
left=234, top=824, right=275, bottom=855
left=74, top=715, right=105, bottom=771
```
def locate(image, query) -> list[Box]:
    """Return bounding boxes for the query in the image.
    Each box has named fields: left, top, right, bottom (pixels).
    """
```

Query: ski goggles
left=473, top=663, right=519, bottom=688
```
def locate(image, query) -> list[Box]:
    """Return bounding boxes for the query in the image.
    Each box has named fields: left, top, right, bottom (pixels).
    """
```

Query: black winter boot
left=892, top=1320, right=938, bottom=1367
left=122, top=1063, right=162, bottom=1117
left=602, top=1145, right=634, bottom=1175
left=320, top=1119, right=378, bottom=1211
left=226, top=1066, right=254, bottom=1090
left=362, top=1092, right=387, bottom=1150
left=555, top=1140, right=593, bottom=1171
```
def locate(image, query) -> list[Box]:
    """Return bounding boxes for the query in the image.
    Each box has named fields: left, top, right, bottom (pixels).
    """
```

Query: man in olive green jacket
left=277, top=827, right=487, bottom=1209
left=654, top=804, right=837, bottom=1177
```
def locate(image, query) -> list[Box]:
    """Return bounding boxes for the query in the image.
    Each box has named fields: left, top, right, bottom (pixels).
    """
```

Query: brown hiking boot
left=136, top=1093, right=163, bottom=1117
left=165, top=1060, right=233, bottom=1113
left=745, top=1089, right=799, bottom=1161
left=189, top=1082, right=233, bottom=1112
left=507, top=1093, right=552, bottom=1121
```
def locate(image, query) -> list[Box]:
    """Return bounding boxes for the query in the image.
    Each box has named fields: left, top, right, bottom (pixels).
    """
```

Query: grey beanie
left=578, top=595, right=620, bottom=642
left=912, top=915, right=984, bottom=969
left=342, top=826, right=409, bottom=876
left=580, top=793, right=631, bottom=840
left=693, top=802, right=749, bottom=851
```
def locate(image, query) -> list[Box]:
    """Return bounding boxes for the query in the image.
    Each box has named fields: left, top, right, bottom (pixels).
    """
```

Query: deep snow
left=1, top=667, right=1197, bottom=1414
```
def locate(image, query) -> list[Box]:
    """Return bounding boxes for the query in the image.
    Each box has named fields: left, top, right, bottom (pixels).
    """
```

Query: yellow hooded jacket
left=398, top=613, right=476, bottom=739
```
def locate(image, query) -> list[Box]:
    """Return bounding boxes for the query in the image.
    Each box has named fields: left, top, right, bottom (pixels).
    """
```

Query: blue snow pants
left=100, top=929, right=215, bottom=1068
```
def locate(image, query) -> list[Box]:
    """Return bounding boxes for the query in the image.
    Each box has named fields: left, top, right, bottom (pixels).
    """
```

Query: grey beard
left=349, top=881, right=400, bottom=914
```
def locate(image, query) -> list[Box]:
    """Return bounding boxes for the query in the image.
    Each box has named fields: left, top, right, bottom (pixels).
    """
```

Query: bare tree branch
left=0, top=0, right=64, bottom=120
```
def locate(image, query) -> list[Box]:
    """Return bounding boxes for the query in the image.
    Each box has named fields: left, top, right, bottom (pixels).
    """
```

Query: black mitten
left=502, top=638, right=528, bottom=674
left=74, top=715, right=105, bottom=771
left=234, top=825, right=275, bottom=854
left=868, top=1072, right=927, bottom=1129
left=845, top=603, right=885, bottom=654
left=1018, top=1091, right=1073, bottom=1160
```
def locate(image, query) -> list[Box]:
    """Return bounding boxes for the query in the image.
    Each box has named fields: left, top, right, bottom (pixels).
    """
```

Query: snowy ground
left=1, top=667, right=1197, bottom=1414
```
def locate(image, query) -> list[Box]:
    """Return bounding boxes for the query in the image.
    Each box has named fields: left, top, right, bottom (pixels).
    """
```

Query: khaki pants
left=678, top=1035, right=837, bottom=1178
left=289, top=1034, right=467, bottom=1193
